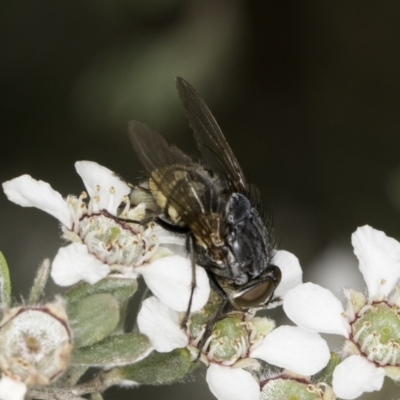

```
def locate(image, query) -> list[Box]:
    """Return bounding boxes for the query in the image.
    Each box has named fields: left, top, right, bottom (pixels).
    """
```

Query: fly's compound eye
left=233, top=266, right=281, bottom=309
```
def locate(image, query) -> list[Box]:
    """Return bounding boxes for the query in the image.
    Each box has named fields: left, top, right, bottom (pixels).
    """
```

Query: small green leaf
left=106, top=348, right=199, bottom=385
left=313, top=352, right=341, bottom=386
left=64, top=277, right=137, bottom=306
left=64, top=277, right=137, bottom=332
left=0, top=252, right=11, bottom=307
left=70, top=293, right=120, bottom=348
left=28, top=258, right=50, bottom=305
left=72, top=332, right=151, bottom=367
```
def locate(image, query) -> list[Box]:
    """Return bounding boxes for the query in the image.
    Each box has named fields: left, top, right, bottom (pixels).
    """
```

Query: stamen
left=120, top=196, right=130, bottom=217
left=107, top=186, right=115, bottom=213
left=202, top=332, right=218, bottom=353
left=347, top=298, right=355, bottom=322
left=354, top=321, right=370, bottom=342
left=381, top=341, right=394, bottom=365
left=88, top=196, right=101, bottom=214
left=222, top=354, right=238, bottom=366
left=207, top=341, right=220, bottom=360
left=367, top=347, right=377, bottom=362
left=391, top=342, right=399, bottom=365
left=191, top=326, right=206, bottom=346
left=67, top=196, right=80, bottom=233
left=240, top=335, right=247, bottom=358
left=249, top=324, right=257, bottom=342
left=360, top=329, right=374, bottom=353
left=358, top=304, right=373, bottom=317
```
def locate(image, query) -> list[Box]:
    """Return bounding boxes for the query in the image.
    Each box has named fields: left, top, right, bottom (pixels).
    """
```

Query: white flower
left=0, top=376, right=27, bottom=400
left=3, top=161, right=131, bottom=286
left=283, top=225, right=400, bottom=399
left=2, top=162, right=210, bottom=312
left=138, top=296, right=329, bottom=400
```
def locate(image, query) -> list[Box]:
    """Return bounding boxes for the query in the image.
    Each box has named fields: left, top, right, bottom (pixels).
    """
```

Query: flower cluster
left=137, top=251, right=333, bottom=400
left=2, top=160, right=400, bottom=400
left=284, top=225, right=400, bottom=399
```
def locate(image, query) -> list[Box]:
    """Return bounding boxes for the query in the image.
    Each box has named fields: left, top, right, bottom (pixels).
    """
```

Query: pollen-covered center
left=352, top=302, right=400, bottom=366
left=78, top=214, right=158, bottom=266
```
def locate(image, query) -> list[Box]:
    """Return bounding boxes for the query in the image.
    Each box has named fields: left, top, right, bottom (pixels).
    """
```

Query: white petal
left=206, top=364, right=259, bottom=400
left=2, top=175, right=72, bottom=228
left=137, top=296, right=188, bottom=352
left=51, top=243, right=110, bottom=286
left=137, top=255, right=210, bottom=312
left=283, top=282, right=350, bottom=337
left=250, top=325, right=330, bottom=376
left=352, top=225, right=400, bottom=299
left=0, top=376, right=27, bottom=400
left=272, top=250, right=303, bottom=299
left=75, top=161, right=130, bottom=215
left=332, top=355, right=385, bottom=399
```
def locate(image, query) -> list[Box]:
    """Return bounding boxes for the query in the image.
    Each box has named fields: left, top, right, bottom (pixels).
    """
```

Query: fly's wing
left=176, top=77, right=247, bottom=194
left=129, top=120, right=192, bottom=172
left=129, top=121, right=227, bottom=245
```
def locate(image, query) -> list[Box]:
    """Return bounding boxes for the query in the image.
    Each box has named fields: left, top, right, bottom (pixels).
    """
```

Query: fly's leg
left=194, top=272, right=231, bottom=361
left=181, top=233, right=197, bottom=329
left=102, top=209, right=155, bottom=225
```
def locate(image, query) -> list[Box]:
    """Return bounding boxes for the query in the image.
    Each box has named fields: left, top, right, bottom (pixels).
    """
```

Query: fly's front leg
left=181, top=233, right=196, bottom=329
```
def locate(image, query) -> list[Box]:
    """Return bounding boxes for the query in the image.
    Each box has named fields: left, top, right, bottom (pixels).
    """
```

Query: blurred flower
left=0, top=301, right=72, bottom=398
left=2, top=161, right=210, bottom=312
left=284, top=225, right=400, bottom=399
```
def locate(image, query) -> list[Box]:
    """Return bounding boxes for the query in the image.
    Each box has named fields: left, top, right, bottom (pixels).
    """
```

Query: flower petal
left=283, top=282, right=350, bottom=337
left=75, top=161, right=130, bottom=215
left=2, top=175, right=72, bottom=228
left=51, top=243, right=110, bottom=286
left=352, top=225, right=400, bottom=299
left=332, top=355, right=385, bottom=399
left=206, top=364, right=260, bottom=400
left=137, top=296, right=188, bottom=352
left=0, top=376, right=27, bottom=400
left=250, top=325, right=330, bottom=376
left=137, top=255, right=210, bottom=312
left=272, top=250, right=303, bottom=299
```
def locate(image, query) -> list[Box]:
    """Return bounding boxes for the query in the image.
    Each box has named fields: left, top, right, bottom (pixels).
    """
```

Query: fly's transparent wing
left=176, top=77, right=247, bottom=193
left=129, top=121, right=192, bottom=172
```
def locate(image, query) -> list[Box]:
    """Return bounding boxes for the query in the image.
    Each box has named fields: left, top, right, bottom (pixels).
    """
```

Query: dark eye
left=234, top=280, right=277, bottom=308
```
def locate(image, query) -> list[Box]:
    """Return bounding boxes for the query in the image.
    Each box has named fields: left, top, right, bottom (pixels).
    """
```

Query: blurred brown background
left=1, top=0, right=400, bottom=398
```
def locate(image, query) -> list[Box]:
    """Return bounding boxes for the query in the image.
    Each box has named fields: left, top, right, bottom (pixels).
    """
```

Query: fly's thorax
left=149, top=163, right=227, bottom=225
left=223, top=193, right=273, bottom=281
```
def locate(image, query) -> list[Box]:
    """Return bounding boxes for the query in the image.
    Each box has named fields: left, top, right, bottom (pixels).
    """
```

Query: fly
left=129, top=78, right=281, bottom=337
